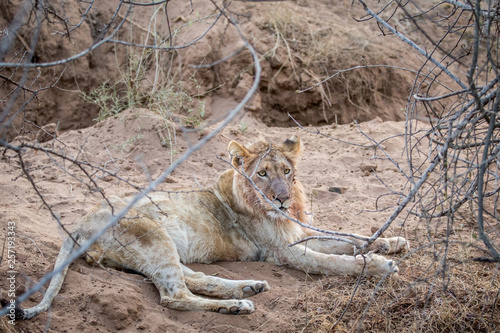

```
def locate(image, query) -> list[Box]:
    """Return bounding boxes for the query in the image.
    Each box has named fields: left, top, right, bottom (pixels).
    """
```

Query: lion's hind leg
left=132, top=259, right=256, bottom=314
left=158, top=285, right=255, bottom=315
left=182, top=265, right=270, bottom=299
left=100, top=216, right=257, bottom=315
left=127, top=251, right=256, bottom=315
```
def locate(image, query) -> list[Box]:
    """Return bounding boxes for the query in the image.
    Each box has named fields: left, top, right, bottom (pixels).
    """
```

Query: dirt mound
left=1, top=0, right=418, bottom=142
left=168, top=0, right=417, bottom=127
left=0, top=1, right=127, bottom=138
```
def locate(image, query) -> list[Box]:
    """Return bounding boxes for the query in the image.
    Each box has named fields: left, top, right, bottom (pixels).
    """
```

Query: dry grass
left=293, top=225, right=500, bottom=332
left=80, top=10, right=208, bottom=154
left=82, top=46, right=205, bottom=125
left=262, top=2, right=412, bottom=122
left=265, top=4, right=377, bottom=69
left=0, top=316, right=16, bottom=333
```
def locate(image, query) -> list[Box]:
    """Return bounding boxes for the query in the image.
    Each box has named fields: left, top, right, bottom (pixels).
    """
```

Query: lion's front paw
left=218, top=300, right=255, bottom=315
left=242, top=281, right=270, bottom=298
left=357, top=253, right=399, bottom=277
left=371, top=236, right=408, bottom=254
left=388, top=236, right=409, bottom=253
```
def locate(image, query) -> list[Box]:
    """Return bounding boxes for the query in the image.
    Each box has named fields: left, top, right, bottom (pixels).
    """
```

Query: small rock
left=36, top=123, right=59, bottom=143
left=328, top=187, right=345, bottom=194
left=359, top=164, right=377, bottom=173
left=370, top=226, right=381, bottom=235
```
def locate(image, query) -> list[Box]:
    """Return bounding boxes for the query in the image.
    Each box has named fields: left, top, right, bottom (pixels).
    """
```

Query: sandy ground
left=3, top=1, right=500, bottom=332
left=0, top=108, right=423, bottom=332
left=0, top=3, right=427, bottom=331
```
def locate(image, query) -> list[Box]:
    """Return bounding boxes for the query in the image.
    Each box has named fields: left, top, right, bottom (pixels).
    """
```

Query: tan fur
left=22, top=136, right=407, bottom=318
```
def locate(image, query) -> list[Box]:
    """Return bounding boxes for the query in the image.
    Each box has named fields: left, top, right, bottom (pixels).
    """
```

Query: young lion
left=21, top=136, right=406, bottom=318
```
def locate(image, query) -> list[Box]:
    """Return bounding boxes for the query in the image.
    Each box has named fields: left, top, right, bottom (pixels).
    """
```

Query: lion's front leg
left=303, top=232, right=408, bottom=255
left=271, top=244, right=399, bottom=277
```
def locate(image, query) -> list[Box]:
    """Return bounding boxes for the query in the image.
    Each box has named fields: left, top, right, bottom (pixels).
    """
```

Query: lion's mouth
left=271, top=199, right=289, bottom=213
left=266, top=199, right=291, bottom=219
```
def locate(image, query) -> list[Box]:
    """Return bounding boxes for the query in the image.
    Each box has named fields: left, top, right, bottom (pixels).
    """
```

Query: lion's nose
left=274, top=194, right=290, bottom=204
left=271, top=181, right=290, bottom=205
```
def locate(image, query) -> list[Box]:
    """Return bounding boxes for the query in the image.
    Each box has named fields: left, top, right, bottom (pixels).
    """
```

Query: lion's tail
left=20, top=234, right=79, bottom=320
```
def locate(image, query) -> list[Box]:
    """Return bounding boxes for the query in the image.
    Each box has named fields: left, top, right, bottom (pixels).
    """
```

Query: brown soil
left=1, top=1, right=498, bottom=332
left=1, top=109, right=421, bottom=332
left=1, top=0, right=418, bottom=140
left=3, top=109, right=497, bottom=332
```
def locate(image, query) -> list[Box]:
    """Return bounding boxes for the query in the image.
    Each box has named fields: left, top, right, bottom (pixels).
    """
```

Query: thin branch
left=357, top=0, right=468, bottom=90
left=0, top=3, right=132, bottom=68
left=0, top=7, right=263, bottom=314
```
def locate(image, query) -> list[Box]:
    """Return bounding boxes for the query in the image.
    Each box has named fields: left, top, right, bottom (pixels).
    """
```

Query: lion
left=20, top=136, right=406, bottom=318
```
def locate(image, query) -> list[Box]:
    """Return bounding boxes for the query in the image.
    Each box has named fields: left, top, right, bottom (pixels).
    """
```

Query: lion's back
left=123, top=191, right=259, bottom=263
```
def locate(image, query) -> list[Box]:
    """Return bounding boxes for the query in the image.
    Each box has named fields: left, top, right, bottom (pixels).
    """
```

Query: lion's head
left=228, top=136, right=307, bottom=221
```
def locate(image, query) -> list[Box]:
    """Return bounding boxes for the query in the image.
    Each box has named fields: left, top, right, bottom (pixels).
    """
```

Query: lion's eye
left=257, top=170, right=267, bottom=177
left=284, top=168, right=291, bottom=175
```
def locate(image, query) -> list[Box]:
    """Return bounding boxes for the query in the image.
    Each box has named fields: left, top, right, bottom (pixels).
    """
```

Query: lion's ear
left=228, top=141, right=250, bottom=167
left=282, top=135, right=302, bottom=161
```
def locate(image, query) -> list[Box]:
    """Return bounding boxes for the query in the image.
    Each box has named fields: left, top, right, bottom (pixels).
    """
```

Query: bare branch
left=357, top=0, right=468, bottom=90
left=0, top=2, right=263, bottom=314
